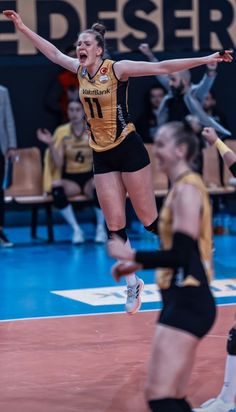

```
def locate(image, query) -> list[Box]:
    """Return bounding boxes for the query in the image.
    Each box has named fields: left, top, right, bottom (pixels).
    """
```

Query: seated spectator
left=135, top=84, right=166, bottom=143
left=37, top=98, right=107, bottom=244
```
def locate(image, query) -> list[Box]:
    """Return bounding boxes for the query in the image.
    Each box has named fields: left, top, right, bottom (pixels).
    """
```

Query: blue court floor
left=1, top=223, right=236, bottom=322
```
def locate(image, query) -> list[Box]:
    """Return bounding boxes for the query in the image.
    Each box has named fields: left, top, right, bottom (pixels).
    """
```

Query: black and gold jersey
left=78, top=59, right=135, bottom=152
left=53, top=123, right=93, bottom=174
left=157, top=172, right=213, bottom=289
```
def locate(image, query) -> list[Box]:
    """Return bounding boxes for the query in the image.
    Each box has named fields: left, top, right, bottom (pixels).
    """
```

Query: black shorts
left=158, top=285, right=216, bottom=338
left=62, top=171, right=93, bottom=191
left=93, top=132, right=150, bottom=174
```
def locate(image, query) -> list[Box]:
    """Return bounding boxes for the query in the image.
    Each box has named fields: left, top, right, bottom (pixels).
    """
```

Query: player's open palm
left=36, top=128, right=53, bottom=146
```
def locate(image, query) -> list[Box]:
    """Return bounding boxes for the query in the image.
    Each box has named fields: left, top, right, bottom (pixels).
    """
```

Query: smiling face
left=154, top=126, right=178, bottom=173
left=76, top=32, right=103, bottom=68
left=154, top=122, right=198, bottom=177
left=154, top=124, right=189, bottom=174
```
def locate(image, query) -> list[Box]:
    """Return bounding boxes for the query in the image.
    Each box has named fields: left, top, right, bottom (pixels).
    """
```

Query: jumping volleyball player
left=3, top=9, right=233, bottom=314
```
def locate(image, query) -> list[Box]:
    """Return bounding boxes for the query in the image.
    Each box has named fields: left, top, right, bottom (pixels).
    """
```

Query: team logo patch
left=99, top=75, right=109, bottom=83
left=81, top=68, right=87, bottom=77
left=100, top=67, right=108, bottom=75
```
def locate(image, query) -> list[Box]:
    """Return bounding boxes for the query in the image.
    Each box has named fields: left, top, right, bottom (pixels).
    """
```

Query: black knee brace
left=227, top=328, right=236, bottom=355
left=144, top=217, right=158, bottom=235
left=176, top=398, right=192, bottom=411
left=52, top=186, right=68, bottom=209
left=93, top=188, right=101, bottom=208
left=148, top=398, right=183, bottom=412
left=108, top=227, right=127, bottom=242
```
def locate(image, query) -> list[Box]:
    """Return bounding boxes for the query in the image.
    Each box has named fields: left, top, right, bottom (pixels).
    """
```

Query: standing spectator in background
left=0, top=85, right=17, bottom=247
left=138, top=43, right=231, bottom=174
left=138, top=43, right=231, bottom=135
left=37, top=98, right=107, bottom=244
left=135, top=84, right=166, bottom=143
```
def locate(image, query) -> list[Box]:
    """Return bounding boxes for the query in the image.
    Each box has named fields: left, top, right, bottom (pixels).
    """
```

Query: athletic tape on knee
left=108, top=228, right=127, bottom=242
left=227, top=328, right=236, bottom=355
left=144, top=217, right=158, bottom=235
left=52, top=186, right=69, bottom=209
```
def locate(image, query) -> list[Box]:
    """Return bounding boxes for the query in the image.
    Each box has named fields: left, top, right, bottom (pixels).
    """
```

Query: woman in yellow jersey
left=37, top=99, right=107, bottom=245
left=193, top=127, right=236, bottom=412
left=108, top=120, right=216, bottom=412
left=3, top=9, right=232, bottom=315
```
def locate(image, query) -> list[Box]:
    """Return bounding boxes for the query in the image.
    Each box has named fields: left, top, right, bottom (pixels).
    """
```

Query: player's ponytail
left=91, top=23, right=106, bottom=38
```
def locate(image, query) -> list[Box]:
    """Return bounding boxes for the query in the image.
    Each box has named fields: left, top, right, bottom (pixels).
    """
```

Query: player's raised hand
left=202, top=127, right=219, bottom=145
left=3, top=10, right=24, bottom=31
left=207, top=49, right=233, bottom=64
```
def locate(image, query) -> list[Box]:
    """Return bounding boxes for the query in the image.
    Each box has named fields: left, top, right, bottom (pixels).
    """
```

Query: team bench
left=4, top=144, right=236, bottom=242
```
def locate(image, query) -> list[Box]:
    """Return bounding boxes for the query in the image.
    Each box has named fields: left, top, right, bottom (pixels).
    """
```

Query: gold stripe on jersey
left=53, top=123, right=93, bottom=173
left=157, top=172, right=213, bottom=289
left=78, top=59, right=135, bottom=152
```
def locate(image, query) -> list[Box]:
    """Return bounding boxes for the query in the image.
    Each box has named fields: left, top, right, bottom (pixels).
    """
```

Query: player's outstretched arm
left=3, top=10, right=79, bottom=73
left=115, top=50, right=233, bottom=81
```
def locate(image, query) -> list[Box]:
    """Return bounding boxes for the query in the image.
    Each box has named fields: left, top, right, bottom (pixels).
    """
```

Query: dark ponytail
left=91, top=22, right=106, bottom=37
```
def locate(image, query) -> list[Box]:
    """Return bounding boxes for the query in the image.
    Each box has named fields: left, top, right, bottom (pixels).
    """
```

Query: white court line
left=0, top=301, right=235, bottom=323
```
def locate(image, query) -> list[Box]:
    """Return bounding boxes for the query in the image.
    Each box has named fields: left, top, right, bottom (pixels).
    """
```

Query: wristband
left=214, top=138, right=233, bottom=157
